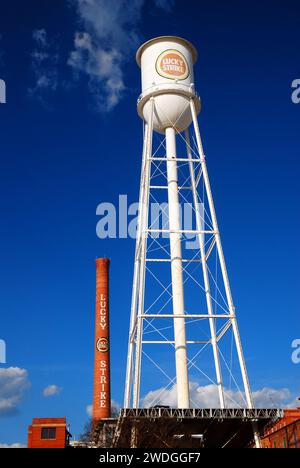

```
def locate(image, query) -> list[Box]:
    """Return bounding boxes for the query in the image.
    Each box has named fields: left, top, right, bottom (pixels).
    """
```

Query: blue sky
left=0, top=0, right=299, bottom=446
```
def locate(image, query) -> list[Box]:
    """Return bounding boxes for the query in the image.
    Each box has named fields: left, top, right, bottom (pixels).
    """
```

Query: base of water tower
left=106, top=408, right=283, bottom=449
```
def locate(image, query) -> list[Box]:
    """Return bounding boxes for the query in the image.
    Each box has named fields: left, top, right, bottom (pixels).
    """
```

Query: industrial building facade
left=254, top=408, right=300, bottom=449
left=28, top=417, right=71, bottom=448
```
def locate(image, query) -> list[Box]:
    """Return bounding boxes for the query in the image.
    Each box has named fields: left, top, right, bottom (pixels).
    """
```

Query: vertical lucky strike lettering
left=97, top=294, right=109, bottom=409
left=93, top=258, right=111, bottom=421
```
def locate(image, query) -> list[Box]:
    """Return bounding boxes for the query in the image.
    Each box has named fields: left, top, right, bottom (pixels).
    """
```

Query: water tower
left=123, top=36, right=261, bottom=447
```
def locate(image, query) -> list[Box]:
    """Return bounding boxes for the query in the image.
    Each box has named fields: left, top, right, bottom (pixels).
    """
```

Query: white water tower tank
left=136, top=36, right=201, bottom=134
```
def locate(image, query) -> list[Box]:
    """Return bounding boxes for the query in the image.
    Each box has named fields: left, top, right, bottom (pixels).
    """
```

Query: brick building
left=259, top=407, right=300, bottom=448
left=28, top=417, right=71, bottom=448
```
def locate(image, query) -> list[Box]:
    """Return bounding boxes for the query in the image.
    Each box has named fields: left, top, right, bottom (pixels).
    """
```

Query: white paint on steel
left=124, top=122, right=149, bottom=408
left=137, top=36, right=200, bottom=133
left=166, top=126, right=190, bottom=408
left=186, top=127, right=225, bottom=408
left=190, top=98, right=261, bottom=447
left=124, top=35, right=261, bottom=447
left=133, top=99, right=155, bottom=408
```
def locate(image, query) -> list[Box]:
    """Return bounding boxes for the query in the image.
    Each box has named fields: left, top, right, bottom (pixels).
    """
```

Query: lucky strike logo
left=97, top=337, right=109, bottom=353
left=156, top=49, right=189, bottom=80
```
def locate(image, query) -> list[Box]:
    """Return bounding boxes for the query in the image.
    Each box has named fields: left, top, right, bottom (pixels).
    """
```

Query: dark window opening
left=41, top=427, right=56, bottom=440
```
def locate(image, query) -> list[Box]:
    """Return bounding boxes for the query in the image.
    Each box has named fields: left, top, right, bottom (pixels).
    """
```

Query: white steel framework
left=124, top=96, right=261, bottom=447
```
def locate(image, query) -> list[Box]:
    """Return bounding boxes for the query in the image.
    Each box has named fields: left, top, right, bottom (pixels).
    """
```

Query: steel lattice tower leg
left=189, top=99, right=261, bottom=447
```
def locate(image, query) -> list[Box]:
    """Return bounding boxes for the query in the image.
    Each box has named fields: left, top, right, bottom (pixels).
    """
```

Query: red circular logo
left=96, top=337, right=109, bottom=353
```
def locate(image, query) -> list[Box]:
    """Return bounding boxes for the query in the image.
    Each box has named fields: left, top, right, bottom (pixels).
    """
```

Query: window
left=41, top=427, right=56, bottom=440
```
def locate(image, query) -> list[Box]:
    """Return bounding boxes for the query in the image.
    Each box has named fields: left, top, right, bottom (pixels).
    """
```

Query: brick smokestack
left=93, top=258, right=111, bottom=423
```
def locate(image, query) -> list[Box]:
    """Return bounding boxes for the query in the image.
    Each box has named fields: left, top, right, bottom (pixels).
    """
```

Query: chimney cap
left=96, top=258, right=110, bottom=264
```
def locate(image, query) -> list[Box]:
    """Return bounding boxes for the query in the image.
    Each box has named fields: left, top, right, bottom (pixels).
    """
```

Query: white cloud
left=0, top=443, right=26, bottom=448
left=28, top=2, right=175, bottom=110
left=86, top=399, right=120, bottom=418
left=142, top=382, right=296, bottom=409
left=0, top=367, right=30, bottom=417
left=69, top=0, right=175, bottom=111
left=29, top=29, right=59, bottom=105
left=42, top=384, right=62, bottom=397
left=252, top=387, right=292, bottom=407
left=154, top=0, right=174, bottom=11
left=86, top=403, right=93, bottom=417
left=111, top=399, right=121, bottom=412
left=32, top=29, right=48, bottom=47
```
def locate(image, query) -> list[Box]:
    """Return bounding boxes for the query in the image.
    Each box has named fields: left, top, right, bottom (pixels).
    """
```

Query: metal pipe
left=166, top=126, right=190, bottom=409
left=140, top=314, right=234, bottom=318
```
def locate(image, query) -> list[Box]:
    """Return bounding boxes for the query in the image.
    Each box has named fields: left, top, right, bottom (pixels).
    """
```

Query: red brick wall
left=93, top=259, right=111, bottom=422
left=260, top=409, right=300, bottom=448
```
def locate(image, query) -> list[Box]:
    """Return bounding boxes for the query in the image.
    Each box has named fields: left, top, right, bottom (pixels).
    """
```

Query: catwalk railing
left=120, top=407, right=283, bottom=420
